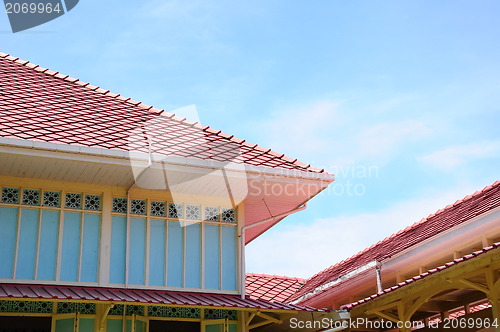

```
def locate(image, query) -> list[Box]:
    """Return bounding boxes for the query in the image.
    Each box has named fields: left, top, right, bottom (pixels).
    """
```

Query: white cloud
left=245, top=184, right=481, bottom=278
left=419, top=140, right=500, bottom=171
left=263, top=100, right=341, bottom=154
left=356, top=120, right=431, bottom=158
left=259, top=99, right=433, bottom=171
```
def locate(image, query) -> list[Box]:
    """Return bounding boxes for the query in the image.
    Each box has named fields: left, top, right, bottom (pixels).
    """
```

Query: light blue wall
left=222, top=226, right=237, bottom=291
left=16, top=208, right=39, bottom=279
left=60, top=212, right=101, bottom=282
left=108, top=218, right=237, bottom=291
left=0, top=200, right=238, bottom=292
left=38, top=210, right=59, bottom=280
left=0, top=205, right=101, bottom=283
left=149, top=219, right=166, bottom=286
left=185, top=222, right=201, bottom=288
left=129, top=217, right=146, bottom=285
left=0, top=207, right=17, bottom=278
left=61, top=212, right=81, bottom=281
left=110, top=216, right=127, bottom=284
left=81, top=214, right=100, bottom=282
left=167, top=221, right=183, bottom=287
left=204, top=224, right=220, bottom=290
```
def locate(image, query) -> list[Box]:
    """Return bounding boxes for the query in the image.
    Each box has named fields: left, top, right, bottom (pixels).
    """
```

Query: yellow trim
left=0, top=312, right=52, bottom=317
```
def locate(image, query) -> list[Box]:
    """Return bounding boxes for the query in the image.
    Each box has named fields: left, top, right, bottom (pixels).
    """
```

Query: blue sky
left=2, top=0, right=499, bottom=277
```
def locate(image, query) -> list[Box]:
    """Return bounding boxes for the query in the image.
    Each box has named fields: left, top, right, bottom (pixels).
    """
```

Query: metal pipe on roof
left=239, top=203, right=307, bottom=300
left=376, top=261, right=383, bottom=293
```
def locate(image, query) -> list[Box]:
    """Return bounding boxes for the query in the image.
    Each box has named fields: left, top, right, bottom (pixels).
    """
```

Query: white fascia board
left=0, top=136, right=335, bottom=183
left=382, top=206, right=500, bottom=269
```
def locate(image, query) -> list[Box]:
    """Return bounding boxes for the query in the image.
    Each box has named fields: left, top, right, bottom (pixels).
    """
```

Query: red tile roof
left=246, top=273, right=305, bottom=303
left=0, top=284, right=324, bottom=312
left=340, top=242, right=500, bottom=310
left=289, top=181, right=500, bottom=303
left=0, top=52, right=325, bottom=174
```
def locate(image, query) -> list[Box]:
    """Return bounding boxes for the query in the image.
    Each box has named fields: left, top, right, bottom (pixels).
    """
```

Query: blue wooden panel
left=167, top=221, right=183, bottom=287
left=80, top=318, right=94, bottom=332
left=0, top=207, right=18, bottom=278
left=61, top=212, right=81, bottom=281
left=81, top=213, right=100, bottom=282
left=149, top=219, right=165, bottom=286
left=110, top=216, right=127, bottom=284
left=37, top=210, right=59, bottom=280
left=221, top=226, right=237, bottom=291
left=16, top=208, right=39, bottom=279
left=128, top=217, right=146, bottom=285
left=204, top=224, right=220, bottom=289
left=185, top=222, right=201, bottom=288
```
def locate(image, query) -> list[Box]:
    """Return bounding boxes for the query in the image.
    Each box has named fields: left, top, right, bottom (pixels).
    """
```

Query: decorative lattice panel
left=150, top=201, right=166, bottom=217
left=0, top=301, right=52, bottom=313
left=1, top=187, right=19, bottom=204
left=204, top=308, right=238, bottom=320
left=112, top=197, right=127, bottom=213
left=130, top=200, right=147, bottom=215
left=65, top=193, right=82, bottom=209
left=126, top=304, right=145, bottom=316
left=221, top=208, right=236, bottom=223
left=185, top=205, right=201, bottom=220
left=43, top=191, right=61, bottom=207
left=57, top=302, right=96, bottom=314
left=148, top=306, right=201, bottom=318
left=204, top=207, right=219, bottom=221
left=168, top=203, right=183, bottom=218
left=84, top=194, right=101, bottom=211
left=22, top=189, right=40, bottom=206
left=108, top=304, right=124, bottom=316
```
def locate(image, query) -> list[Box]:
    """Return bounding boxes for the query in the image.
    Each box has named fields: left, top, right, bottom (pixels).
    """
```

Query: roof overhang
left=0, top=137, right=334, bottom=243
left=343, top=243, right=500, bottom=326
left=0, top=283, right=325, bottom=313
left=296, top=207, right=500, bottom=308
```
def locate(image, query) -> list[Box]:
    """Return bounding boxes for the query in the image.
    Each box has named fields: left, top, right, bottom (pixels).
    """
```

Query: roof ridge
left=0, top=52, right=328, bottom=175
left=357, top=180, right=500, bottom=250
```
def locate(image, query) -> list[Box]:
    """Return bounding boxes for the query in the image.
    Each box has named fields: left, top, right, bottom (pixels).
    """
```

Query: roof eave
left=0, top=136, right=335, bottom=183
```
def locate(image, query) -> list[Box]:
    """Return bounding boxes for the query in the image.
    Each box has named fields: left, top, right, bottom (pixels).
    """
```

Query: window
left=110, top=198, right=238, bottom=291
left=0, top=187, right=101, bottom=283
